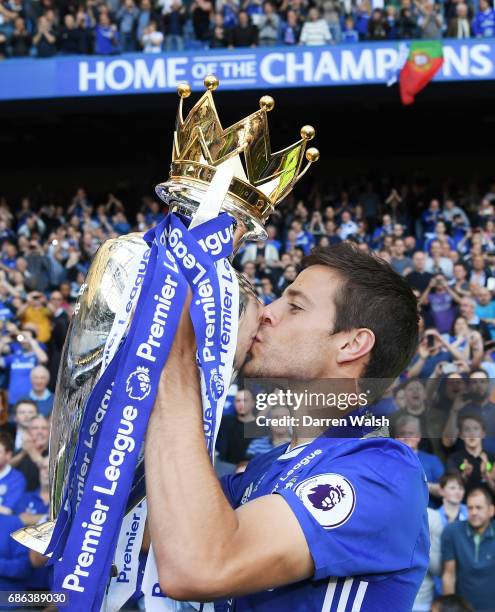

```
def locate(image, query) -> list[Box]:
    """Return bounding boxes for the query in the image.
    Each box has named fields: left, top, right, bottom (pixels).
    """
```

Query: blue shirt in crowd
left=220, top=429, right=429, bottom=611
left=95, top=25, right=119, bottom=54
left=441, top=520, right=495, bottom=611
left=0, top=515, right=32, bottom=591
left=417, top=450, right=444, bottom=507
left=472, top=8, right=495, bottom=37
left=0, top=466, right=26, bottom=512
left=1, top=350, right=39, bottom=406
left=29, top=389, right=54, bottom=417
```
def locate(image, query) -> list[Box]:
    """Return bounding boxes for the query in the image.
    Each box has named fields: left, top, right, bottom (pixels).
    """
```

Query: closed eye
left=289, top=303, right=302, bottom=312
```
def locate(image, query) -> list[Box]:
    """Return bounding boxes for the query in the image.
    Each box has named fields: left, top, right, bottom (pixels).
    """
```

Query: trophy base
left=11, top=520, right=56, bottom=555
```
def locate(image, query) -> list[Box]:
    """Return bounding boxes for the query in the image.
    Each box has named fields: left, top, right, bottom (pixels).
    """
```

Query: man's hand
left=461, top=459, right=474, bottom=479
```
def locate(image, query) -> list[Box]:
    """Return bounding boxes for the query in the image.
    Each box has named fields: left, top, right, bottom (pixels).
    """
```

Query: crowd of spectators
left=0, top=0, right=495, bottom=59
left=2, top=177, right=495, bottom=607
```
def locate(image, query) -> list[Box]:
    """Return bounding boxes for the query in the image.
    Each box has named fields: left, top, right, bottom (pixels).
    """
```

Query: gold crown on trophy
left=166, top=74, right=320, bottom=227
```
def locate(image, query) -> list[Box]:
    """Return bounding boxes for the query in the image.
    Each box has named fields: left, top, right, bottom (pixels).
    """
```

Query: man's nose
left=261, top=298, right=281, bottom=326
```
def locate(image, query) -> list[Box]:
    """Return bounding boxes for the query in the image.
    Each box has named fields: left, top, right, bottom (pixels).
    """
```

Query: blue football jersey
left=0, top=466, right=26, bottom=512
left=218, top=428, right=429, bottom=611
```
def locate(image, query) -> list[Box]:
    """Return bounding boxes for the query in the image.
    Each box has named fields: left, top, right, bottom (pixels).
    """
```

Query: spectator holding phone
left=407, top=329, right=459, bottom=378
left=420, top=274, right=461, bottom=334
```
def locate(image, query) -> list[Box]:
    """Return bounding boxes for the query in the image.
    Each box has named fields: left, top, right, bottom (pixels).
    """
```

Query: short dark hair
left=458, top=412, right=485, bottom=432
left=466, top=487, right=494, bottom=506
left=13, top=398, right=38, bottom=415
left=469, top=367, right=488, bottom=378
left=439, top=471, right=464, bottom=489
left=0, top=432, right=14, bottom=454
left=303, top=243, right=419, bottom=399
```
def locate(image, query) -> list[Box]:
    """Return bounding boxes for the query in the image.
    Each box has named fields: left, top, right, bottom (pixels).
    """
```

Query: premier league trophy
left=12, top=75, right=319, bottom=608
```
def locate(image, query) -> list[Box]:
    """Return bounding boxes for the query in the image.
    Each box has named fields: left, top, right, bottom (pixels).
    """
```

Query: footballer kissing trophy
left=12, top=75, right=319, bottom=608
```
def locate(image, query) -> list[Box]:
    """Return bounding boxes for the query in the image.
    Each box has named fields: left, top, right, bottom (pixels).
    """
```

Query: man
left=11, top=399, right=37, bottom=453
left=472, top=0, right=495, bottom=37
left=11, top=415, right=49, bottom=491
left=475, top=287, right=495, bottom=338
left=442, top=488, right=495, bottom=611
left=28, top=365, right=53, bottom=417
left=460, top=296, right=491, bottom=342
left=469, top=253, right=492, bottom=288
left=0, top=329, right=48, bottom=406
left=394, top=414, right=444, bottom=507
left=0, top=433, right=26, bottom=515
left=442, top=199, right=470, bottom=227
left=421, top=199, right=443, bottom=237
left=406, top=251, right=433, bottom=293
left=391, top=238, right=413, bottom=276
left=15, top=455, right=50, bottom=526
left=425, top=240, right=454, bottom=279
left=216, top=389, right=258, bottom=466
left=449, top=262, right=470, bottom=298
left=337, top=209, right=358, bottom=240
left=146, top=243, right=429, bottom=610
left=47, top=290, right=70, bottom=390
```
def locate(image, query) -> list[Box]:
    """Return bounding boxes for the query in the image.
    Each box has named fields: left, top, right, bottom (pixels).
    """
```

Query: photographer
left=408, top=328, right=470, bottom=381
left=420, top=274, right=461, bottom=334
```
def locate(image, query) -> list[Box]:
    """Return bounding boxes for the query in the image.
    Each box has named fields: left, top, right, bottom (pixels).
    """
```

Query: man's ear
left=335, top=328, right=375, bottom=365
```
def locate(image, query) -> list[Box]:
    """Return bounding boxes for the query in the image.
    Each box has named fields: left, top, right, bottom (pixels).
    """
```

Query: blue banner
left=1, top=39, right=494, bottom=101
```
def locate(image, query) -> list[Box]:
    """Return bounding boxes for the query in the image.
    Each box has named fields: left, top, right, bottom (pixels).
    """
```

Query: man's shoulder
left=443, top=519, right=467, bottom=539
left=299, top=436, right=427, bottom=494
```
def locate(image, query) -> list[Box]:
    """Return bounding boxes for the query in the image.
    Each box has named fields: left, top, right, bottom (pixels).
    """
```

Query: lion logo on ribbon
left=209, top=369, right=225, bottom=400
left=126, top=366, right=151, bottom=401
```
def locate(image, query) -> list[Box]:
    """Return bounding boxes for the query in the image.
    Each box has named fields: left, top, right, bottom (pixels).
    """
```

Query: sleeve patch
left=294, top=473, right=356, bottom=530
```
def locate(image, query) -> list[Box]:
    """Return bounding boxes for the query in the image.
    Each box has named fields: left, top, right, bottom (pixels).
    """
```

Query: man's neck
left=472, top=522, right=490, bottom=535
left=272, top=432, right=291, bottom=447
left=237, top=413, right=255, bottom=424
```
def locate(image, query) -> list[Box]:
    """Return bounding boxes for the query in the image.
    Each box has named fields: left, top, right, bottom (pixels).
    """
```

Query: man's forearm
left=442, top=572, right=455, bottom=595
left=145, top=356, right=239, bottom=593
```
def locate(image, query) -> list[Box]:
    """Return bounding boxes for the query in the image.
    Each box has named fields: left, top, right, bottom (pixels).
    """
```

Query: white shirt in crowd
left=143, top=30, right=164, bottom=53
left=299, top=19, right=331, bottom=46
left=338, top=220, right=359, bottom=240
left=156, top=0, right=182, bottom=13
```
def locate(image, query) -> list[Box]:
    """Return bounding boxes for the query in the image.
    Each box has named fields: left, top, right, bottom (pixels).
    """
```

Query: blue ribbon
left=49, top=213, right=235, bottom=611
